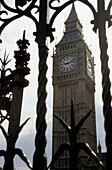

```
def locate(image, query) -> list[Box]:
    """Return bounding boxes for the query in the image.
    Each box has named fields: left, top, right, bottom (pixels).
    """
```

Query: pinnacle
left=65, top=3, right=78, bottom=24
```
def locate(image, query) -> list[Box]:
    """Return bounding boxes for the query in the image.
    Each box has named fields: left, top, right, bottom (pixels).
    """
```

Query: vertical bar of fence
left=97, top=0, right=112, bottom=169
left=33, top=0, right=48, bottom=169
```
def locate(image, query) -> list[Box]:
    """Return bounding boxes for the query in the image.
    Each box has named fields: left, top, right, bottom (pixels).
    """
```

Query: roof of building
left=65, top=3, right=78, bottom=24
left=57, top=31, right=82, bottom=45
left=57, top=4, right=83, bottom=46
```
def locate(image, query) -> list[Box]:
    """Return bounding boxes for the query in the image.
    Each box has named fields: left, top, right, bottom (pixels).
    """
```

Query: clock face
left=87, top=59, right=93, bottom=76
left=59, top=56, right=76, bottom=72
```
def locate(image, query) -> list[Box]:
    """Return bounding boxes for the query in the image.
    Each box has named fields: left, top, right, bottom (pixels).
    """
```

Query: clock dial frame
left=59, top=56, right=76, bottom=72
left=87, top=59, right=93, bottom=76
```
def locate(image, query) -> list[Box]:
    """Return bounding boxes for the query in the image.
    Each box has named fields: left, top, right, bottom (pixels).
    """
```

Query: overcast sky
left=0, top=0, right=112, bottom=169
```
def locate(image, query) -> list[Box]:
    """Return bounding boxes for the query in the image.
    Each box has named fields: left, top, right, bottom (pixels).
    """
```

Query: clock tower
left=52, top=4, right=97, bottom=170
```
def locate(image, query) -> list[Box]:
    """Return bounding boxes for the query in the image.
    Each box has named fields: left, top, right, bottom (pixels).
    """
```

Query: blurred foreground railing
left=0, top=0, right=112, bottom=169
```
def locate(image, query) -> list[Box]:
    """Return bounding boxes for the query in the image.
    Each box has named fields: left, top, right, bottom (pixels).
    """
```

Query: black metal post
left=33, top=0, right=48, bottom=169
left=4, top=78, right=24, bottom=170
left=0, top=32, right=31, bottom=170
left=97, top=0, right=112, bottom=169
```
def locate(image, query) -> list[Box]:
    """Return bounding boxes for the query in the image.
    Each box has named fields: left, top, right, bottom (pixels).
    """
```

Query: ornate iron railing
left=0, top=0, right=112, bottom=169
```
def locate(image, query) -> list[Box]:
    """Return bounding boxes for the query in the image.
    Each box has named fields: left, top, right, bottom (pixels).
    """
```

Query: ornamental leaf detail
left=48, top=100, right=104, bottom=170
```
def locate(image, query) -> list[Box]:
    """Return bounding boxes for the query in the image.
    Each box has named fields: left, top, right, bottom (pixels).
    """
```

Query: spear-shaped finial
left=71, top=99, right=75, bottom=130
left=16, top=30, right=30, bottom=51
left=14, top=31, right=30, bottom=68
left=47, top=103, right=104, bottom=170
left=0, top=50, right=11, bottom=78
left=23, top=30, right=26, bottom=40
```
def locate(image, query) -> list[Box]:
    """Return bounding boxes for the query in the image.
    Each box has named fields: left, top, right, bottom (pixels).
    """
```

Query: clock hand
left=64, top=62, right=70, bottom=65
left=88, top=64, right=91, bottom=69
left=64, top=60, right=71, bottom=65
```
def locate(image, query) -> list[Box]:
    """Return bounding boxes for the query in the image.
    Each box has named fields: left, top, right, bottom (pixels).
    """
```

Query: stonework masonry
left=51, top=4, right=99, bottom=170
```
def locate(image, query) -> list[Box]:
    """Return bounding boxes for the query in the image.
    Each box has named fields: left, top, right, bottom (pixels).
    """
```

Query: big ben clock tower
left=52, top=4, right=97, bottom=170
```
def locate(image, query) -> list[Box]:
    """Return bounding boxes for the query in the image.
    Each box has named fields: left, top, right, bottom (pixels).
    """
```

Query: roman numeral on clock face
left=59, top=56, right=76, bottom=72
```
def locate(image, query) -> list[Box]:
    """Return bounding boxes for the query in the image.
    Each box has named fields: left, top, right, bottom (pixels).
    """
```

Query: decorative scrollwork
left=0, top=13, right=23, bottom=35
left=0, top=93, right=12, bottom=124
left=1, top=0, right=19, bottom=13
left=76, top=0, right=97, bottom=31
left=77, top=0, right=112, bottom=32
left=49, top=0, right=76, bottom=28
left=49, top=0, right=62, bottom=10
left=0, top=95, right=12, bottom=113
left=0, top=110, right=10, bottom=124
left=1, top=0, right=112, bottom=169
left=0, top=118, right=32, bottom=169
left=107, top=0, right=112, bottom=27
left=15, top=0, right=32, bottom=8
left=0, top=11, right=8, bottom=20
left=0, top=0, right=39, bottom=36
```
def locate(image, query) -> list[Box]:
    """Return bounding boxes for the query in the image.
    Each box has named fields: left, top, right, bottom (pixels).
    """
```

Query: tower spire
left=58, top=3, right=83, bottom=46
left=65, top=3, right=78, bottom=25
